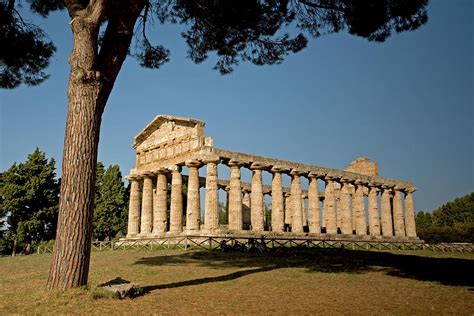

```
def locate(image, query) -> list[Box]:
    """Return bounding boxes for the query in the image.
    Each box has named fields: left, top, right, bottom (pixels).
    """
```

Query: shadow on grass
left=135, top=248, right=474, bottom=292
left=142, top=267, right=275, bottom=292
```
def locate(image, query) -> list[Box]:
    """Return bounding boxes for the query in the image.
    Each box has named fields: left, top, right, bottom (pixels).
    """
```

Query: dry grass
left=0, top=248, right=473, bottom=315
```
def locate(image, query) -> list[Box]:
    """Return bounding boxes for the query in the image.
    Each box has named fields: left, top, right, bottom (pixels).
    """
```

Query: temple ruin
left=125, top=115, right=419, bottom=241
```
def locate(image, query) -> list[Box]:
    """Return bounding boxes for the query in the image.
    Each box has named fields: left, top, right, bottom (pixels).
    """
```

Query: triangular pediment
left=133, top=115, right=205, bottom=150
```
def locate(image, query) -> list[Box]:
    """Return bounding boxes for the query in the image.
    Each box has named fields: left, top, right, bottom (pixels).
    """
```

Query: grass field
left=0, top=248, right=473, bottom=315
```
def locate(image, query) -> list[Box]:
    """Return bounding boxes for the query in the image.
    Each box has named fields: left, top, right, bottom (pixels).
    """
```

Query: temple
left=125, top=115, right=419, bottom=241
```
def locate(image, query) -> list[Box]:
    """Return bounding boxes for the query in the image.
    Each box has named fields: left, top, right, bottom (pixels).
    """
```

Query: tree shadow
left=135, top=248, right=474, bottom=293
left=142, top=266, right=276, bottom=292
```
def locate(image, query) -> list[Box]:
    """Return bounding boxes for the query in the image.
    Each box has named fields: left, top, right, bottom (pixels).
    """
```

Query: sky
left=0, top=0, right=473, bottom=213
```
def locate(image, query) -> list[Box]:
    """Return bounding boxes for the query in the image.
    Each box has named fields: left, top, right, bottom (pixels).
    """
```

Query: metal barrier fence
left=36, top=236, right=474, bottom=254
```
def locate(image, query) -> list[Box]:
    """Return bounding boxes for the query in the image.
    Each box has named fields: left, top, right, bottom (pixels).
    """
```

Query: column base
left=166, top=230, right=184, bottom=237
left=151, top=231, right=168, bottom=238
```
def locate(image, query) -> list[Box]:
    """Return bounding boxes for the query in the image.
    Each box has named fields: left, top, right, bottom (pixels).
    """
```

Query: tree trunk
left=46, top=14, right=104, bottom=290
left=46, top=69, right=102, bottom=289
left=11, top=239, right=17, bottom=257
left=46, top=0, right=146, bottom=290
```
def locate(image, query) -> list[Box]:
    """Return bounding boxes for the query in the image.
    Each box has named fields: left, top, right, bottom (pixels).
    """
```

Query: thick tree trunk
left=46, top=64, right=102, bottom=290
left=46, top=11, right=104, bottom=290
left=46, top=0, right=146, bottom=290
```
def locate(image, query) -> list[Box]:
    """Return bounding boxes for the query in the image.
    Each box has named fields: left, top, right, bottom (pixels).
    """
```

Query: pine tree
left=0, top=148, right=59, bottom=256
left=2, top=0, right=429, bottom=289
left=93, top=164, right=128, bottom=240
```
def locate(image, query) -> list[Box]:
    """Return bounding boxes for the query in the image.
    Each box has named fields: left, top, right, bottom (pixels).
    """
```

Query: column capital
left=301, top=192, right=308, bottom=199
left=126, top=174, right=141, bottom=181
left=152, top=167, right=168, bottom=176
left=404, top=187, right=417, bottom=193
left=380, top=183, right=393, bottom=190
left=368, top=181, right=381, bottom=188
left=168, top=165, right=182, bottom=173
left=284, top=192, right=291, bottom=197
left=308, top=171, right=327, bottom=180
left=368, top=183, right=381, bottom=192
left=201, top=154, right=220, bottom=165
left=242, top=188, right=251, bottom=194
left=250, top=162, right=266, bottom=170
left=393, top=185, right=404, bottom=191
left=270, top=165, right=288, bottom=173
left=185, top=159, right=202, bottom=168
left=290, top=168, right=305, bottom=176
left=324, top=175, right=334, bottom=182
left=228, top=159, right=245, bottom=168
left=354, top=179, right=368, bottom=186
left=142, top=171, right=154, bottom=178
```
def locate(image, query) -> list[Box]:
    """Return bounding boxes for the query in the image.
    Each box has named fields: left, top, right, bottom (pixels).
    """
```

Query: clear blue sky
left=1, top=0, right=472, bottom=212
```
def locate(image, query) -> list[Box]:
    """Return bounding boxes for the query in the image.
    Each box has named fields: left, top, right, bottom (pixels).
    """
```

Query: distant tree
left=93, top=163, right=128, bottom=240
left=265, top=203, right=272, bottom=228
left=415, top=211, right=433, bottom=230
left=416, top=193, right=474, bottom=244
left=432, top=193, right=474, bottom=227
left=1, top=0, right=429, bottom=289
left=0, top=148, right=59, bottom=256
left=218, top=201, right=227, bottom=225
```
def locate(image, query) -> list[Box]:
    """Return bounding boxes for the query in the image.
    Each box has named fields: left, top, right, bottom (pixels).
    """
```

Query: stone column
left=169, top=166, right=183, bottom=233
left=392, top=186, right=406, bottom=237
left=185, top=160, right=201, bottom=232
left=140, top=173, right=154, bottom=236
left=204, top=156, right=220, bottom=233
left=126, top=176, right=141, bottom=237
left=242, top=189, right=251, bottom=229
left=404, top=188, right=417, bottom=237
left=380, top=185, right=393, bottom=236
left=250, top=163, right=265, bottom=232
left=339, top=179, right=352, bottom=235
left=307, top=173, right=320, bottom=234
left=301, top=193, right=308, bottom=227
left=284, top=192, right=291, bottom=227
left=334, top=182, right=341, bottom=230
left=323, top=176, right=337, bottom=234
left=225, top=186, right=230, bottom=224
left=290, top=169, right=304, bottom=234
left=271, top=166, right=285, bottom=233
left=228, top=160, right=244, bottom=231
left=353, top=180, right=367, bottom=236
left=367, top=184, right=380, bottom=236
left=152, top=169, right=168, bottom=235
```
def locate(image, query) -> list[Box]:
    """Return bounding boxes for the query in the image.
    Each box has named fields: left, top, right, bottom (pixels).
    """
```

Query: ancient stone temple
left=125, top=115, right=419, bottom=241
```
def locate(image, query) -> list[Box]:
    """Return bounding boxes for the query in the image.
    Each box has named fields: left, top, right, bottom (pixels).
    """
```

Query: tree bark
left=11, top=239, right=17, bottom=257
left=47, top=0, right=146, bottom=290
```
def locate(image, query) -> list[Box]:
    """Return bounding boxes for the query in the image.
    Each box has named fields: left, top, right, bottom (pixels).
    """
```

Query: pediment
left=133, top=115, right=205, bottom=150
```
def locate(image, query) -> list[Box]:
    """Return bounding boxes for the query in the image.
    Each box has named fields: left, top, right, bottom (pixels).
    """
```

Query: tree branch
left=297, top=0, right=345, bottom=13
left=95, top=0, right=147, bottom=110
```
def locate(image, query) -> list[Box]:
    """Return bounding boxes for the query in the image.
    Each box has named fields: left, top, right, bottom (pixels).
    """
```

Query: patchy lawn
left=0, top=248, right=473, bottom=315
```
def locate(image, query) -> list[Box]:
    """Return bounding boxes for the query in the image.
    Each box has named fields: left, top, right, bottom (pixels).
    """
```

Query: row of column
left=321, top=177, right=417, bottom=237
left=127, top=159, right=417, bottom=238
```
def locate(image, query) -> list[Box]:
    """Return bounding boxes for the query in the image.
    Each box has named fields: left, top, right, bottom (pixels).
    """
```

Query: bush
left=417, top=223, right=474, bottom=244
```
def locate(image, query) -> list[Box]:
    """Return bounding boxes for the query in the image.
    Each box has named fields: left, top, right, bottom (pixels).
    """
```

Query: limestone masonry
left=125, top=115, right=418, bottom=240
